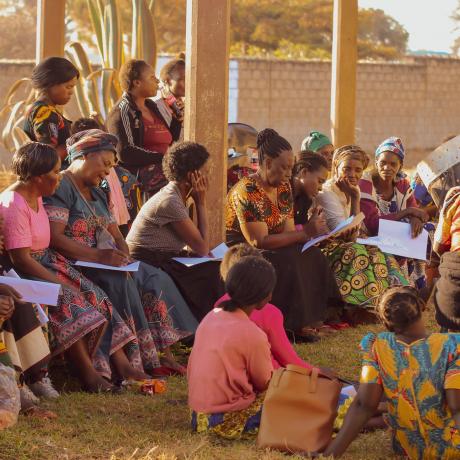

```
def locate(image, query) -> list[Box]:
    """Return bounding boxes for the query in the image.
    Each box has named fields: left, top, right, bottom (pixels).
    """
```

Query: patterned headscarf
left=301, top=131, right=332, bottom=153
left=375, top=137, right=405, bottom=162
left=66, top=129, right=118, bottom=163
left=331, top=145, right=369, bottom=179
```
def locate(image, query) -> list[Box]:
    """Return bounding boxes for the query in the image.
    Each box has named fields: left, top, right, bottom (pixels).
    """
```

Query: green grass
left=0, top=309, right=439, bottom=460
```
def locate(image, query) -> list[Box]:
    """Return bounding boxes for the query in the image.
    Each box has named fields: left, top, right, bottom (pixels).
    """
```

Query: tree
left=451, top=2, right=460, bottom=55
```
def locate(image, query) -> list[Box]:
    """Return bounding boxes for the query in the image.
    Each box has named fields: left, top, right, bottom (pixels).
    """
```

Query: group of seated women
left=4, top=53, right=460, bottom=459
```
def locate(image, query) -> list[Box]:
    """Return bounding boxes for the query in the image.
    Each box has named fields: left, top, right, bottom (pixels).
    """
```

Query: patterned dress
left=44, top=175, right=190, bottom=374
left=23, top=100, right=72, bottom=169
left=360, top=332, right=460, bottom=459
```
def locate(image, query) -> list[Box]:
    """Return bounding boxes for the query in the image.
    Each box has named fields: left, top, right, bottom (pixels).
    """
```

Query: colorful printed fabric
left=23, top=100, right=71, bottom=148
left=323, top=240, right=408, bottom=307
left=44, top=175, right=189, bottom=372
left=191, top=392, right=265, bottom=440
left=66, top=128, right=118, bottom=163
left=360, top=332, right=460, bottom=459
left=434, top=187, right=460, bottom=254
left=375, top=136, right=405, bottom=162
left=114, top=165, right=142, bottom=222
left=226, top=176, right=294, bottom=243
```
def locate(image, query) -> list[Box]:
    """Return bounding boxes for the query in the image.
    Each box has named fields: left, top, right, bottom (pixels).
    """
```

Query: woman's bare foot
left=118, top=365, right=151, bottom=381
left=21, top=405, right=57, bottom=420
left=81, top=373, right=118, bottom=393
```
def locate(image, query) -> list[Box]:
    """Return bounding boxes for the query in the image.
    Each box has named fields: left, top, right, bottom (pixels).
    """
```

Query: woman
left=107, top=59, right=182, bottom=219
left=188, top=256, right=274, bottom=440
left=154, top=55, right=186, bottom=135
left=431, top=187, right=460, bottom=331
left=295, top=147, right=408, bottom=308
left=44, top=129, right=191, bottom=375
left=127, top=141, right=222, bottom=323
left=0, top=142, right=136, bottom=393
left=359, top=137, right=430, bottom=288
left=23, top=57, right=79, bottom=168
left=300, top=131, right=334, bottom=171
left=226, top=128, right=342, bottom=339
left=324, top=287, right=460, bottom=459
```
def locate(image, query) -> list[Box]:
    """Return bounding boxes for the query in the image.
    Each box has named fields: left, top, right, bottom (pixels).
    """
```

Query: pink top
left=0, top=190, right=50, bottom=251
left=187, top=307, right=273, bottom=414
left=216, top=294, right=312, bottom=370
left=106, top=168, right=130, bottom=226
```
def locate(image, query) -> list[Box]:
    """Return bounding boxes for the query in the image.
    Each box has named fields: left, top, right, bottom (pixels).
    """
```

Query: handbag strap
left=307, top=367, right=319, bottom=393
left=63, top=171, right=99, bottom=220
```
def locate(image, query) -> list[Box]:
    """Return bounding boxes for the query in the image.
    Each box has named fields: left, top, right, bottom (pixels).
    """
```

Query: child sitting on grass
left=324, top=286, right=460, bottom=459
left=187, top=256, right=275, bottom=439
left=216, top=244, right=334, bottom=376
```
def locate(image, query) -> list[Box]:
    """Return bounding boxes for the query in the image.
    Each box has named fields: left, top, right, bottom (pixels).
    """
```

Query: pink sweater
left=216, top=294, right=312, bottom=370
left=187, top=307, right=273, bottom=414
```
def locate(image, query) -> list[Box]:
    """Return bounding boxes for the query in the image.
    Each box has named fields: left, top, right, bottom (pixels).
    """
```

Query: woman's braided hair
left=331, top=145, right=369, bottom=178
left=292, top=150, right=328, bottom=178
left=377, top=286, right=425, bottom=333
left=256, top=128, right=292, bottom=164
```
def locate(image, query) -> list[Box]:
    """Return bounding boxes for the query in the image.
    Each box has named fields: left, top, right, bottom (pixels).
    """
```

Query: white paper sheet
left=4, top=269, right=49, bottom=324
left=0, top=275, right=60, bottom=306
left=173, top=243, right=229, bottom=267
left=302, top=214, right=362, bottom=252
left=74, top=260, right=140, bottom=272
left=356, top=220, right=429, bottom=261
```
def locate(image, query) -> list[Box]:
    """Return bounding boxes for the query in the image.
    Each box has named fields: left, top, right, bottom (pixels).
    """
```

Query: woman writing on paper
left=359, top=137, right=431, bottom=289
left=292, top=148, right=408, bottom=311
left=226, top=128, right=342, bottom=341
left=43, top=130, right=195, bottom=376
left=127, top=141, right=224, bottom=321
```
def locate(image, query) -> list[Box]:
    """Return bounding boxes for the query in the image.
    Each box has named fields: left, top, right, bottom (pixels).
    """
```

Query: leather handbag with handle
left=257, top=364, right=342, bottom=455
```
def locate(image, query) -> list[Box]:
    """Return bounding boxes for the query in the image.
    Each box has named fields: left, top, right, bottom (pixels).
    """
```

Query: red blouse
left=143, top=114, right=172, bottom=155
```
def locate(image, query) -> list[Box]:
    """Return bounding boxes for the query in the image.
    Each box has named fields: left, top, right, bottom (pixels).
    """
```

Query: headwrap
left=301, top=131, right=332, bottom=153
left=375, top=136, right=405, bottom=162
left=331, top=145, right=369, bottom=179
left=66, top=129, right=118, bottom=163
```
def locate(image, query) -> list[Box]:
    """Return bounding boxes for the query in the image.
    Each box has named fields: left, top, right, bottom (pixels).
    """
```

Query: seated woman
left=23, top=57, right=79, bottom=168
left=359, top=137, right=430, bottom=288
left=300, top=131, right=334, bottom=171
left=127, top=141, right=223, bottom=322
left=107, top=59, right=182, bottom=220
left=324, top=287, right=460, bottom=459
left=0, top=143, right=134, bottom=392
left=69, top=118, right=130, bottom=231
left=44, top=129, right=191, bottom=375
left=431, top=187, right=460, bottom=331
left=188, top=256, right=275, bottom=440
left=294, top=147, right=408, bottom=309
left=226, top=128, right=342, bottom=340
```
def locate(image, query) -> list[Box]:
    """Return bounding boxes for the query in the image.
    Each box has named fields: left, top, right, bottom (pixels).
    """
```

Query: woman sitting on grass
left=188, top=256, right=275, bottom=440
left=324, top=286, right=460, bottom=459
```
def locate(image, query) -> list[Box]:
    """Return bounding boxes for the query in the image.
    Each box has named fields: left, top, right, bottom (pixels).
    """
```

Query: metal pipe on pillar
left=184, top=0, right=230, bottom=247
left=330, top=0, right=358, bottom=147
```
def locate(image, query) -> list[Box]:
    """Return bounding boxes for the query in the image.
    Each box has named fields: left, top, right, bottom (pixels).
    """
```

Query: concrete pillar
left=184, top=0, right=230, bottom=246
left=36, top=0, right=66, bottom=63
left=330, top=0, right=358, bottom=146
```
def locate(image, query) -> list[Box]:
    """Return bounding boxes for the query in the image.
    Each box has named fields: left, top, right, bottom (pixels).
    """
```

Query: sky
left=359, top=0, right=459, bottom=53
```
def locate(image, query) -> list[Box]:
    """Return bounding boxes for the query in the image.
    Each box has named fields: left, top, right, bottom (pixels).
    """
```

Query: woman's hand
left=405, top=207, right=429, bottom=223
left=0, top=295, right=14, bottom=321
left=336, top=178, right=360, bottom=200
left=409, top=216, right=424, bottom=238
left=0, top=284, right=24, bottom=304
left=190, top=171, right=209, bottom=205
left=304, top=207, right=329, bottom=238
left=97, top=248, right=131, bottom=267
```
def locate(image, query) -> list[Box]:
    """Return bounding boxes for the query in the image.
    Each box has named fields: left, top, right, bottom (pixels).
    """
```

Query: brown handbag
left=257, top=364, right=341, bottom=455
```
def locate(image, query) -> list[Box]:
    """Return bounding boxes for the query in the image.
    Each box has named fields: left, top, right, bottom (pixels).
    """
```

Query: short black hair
left=119, top=59, right=150, bottom=92
left=377, top=286, right=425, bottom=334
left=31, top=57, right=80, bottom=90
left=160, top=54, right=185, bottom=82
left=257, top=128, right=292, bottom=164
left=220, top=256, right=276, bottom=312
left=292, top=150, right=328, bottom=177
left=162, top=141, right=210, bottom=182
left=12, top=142, right=59, bottom=181
left=70, top=117, right=104, bottom=135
